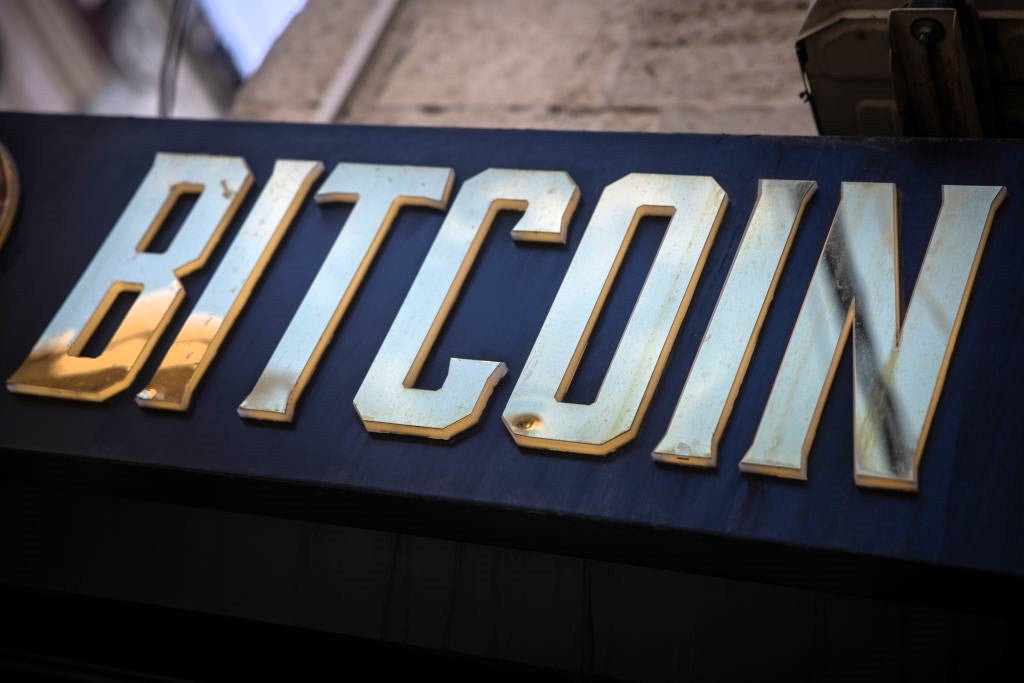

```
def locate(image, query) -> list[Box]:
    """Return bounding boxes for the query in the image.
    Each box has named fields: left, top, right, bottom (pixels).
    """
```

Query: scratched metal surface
left=0, top=113, right=1021, bottom=582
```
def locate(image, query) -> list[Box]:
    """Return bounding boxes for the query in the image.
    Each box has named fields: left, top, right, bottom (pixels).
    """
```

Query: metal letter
left=7, top=153, right=251, bottom=401
left=0, top=141, right=18, bottom=253
left=238, top=163, right=453, bottom=422
left=353, top=169, right=579, bottom=439
left=503, top=174, right=728, bottom=455
left=137, top=160, right=324, bottom=410
left=653, top=180, right=816, bottom=467
left=740, top=183, right=1005, bottom=491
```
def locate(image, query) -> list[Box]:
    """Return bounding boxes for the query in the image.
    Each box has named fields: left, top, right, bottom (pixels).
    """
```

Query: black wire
left=158, top=0, right=192, bottom=118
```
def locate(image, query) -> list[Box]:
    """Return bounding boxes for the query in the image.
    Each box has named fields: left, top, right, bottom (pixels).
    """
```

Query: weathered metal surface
left=740, top=182, right=1004, bottom=491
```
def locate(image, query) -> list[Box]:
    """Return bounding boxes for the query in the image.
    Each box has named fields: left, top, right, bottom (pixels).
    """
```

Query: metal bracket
left=889, top=7, right=984, bottom=136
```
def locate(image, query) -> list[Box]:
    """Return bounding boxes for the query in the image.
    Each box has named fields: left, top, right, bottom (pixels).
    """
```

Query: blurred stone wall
left=233, top=0, right=816, bottom=135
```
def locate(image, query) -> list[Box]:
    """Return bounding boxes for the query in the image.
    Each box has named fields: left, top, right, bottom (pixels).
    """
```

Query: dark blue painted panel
left=0, top=113, right=1021, bottom=591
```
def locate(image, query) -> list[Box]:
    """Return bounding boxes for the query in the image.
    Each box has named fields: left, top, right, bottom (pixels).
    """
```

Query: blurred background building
left=0, top=0, right=818, bottom=134
left=233, top=0, right=818, bottom=134
left=3, top=1, right=1024, bottom=135
left=0, top=0, right=303, bottom=118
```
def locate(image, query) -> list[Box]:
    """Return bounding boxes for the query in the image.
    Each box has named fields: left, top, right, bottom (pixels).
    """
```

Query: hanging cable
left=158, top=0, right=192, bottom=118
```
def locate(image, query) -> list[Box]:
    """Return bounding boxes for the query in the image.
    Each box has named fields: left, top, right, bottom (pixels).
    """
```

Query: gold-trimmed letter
left=353, top=169, right=580, bottom=439
left=503, top=174, right=728, bottom=455
left=740, top=183, right=1005, bottom=491
left=136, top=159, right=324, bottom=410
left=653, top=179, right=816, bottom=467
left=238, top=163, right=454, bottom=422
left=7, top=153, right=251, bottom=401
